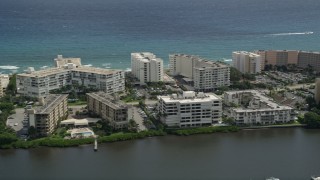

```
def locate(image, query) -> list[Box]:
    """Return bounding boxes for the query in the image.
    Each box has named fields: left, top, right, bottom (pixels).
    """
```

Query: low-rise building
left=224, top=90, right=295, bottom=125
left=17, top=55, right=125, bottom=98
left=157, top=91, right=222, bottom=128
left=169, top=54, right=230, bottom=91
left=87, top=91, right=128, bottom=129
left=27, top=94, right=68, bottom=136
left=131, top=52, right=164, bottom=85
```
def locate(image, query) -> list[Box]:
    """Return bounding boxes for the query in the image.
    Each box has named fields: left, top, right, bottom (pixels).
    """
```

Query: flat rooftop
left=233, top=51, right=260, bottom=57
left=225, top=90, right=293, bottom=112
left=171, top=54, right=228, bottom=68
left=87, top=91, right=127, bottom=109
left=35, top=94, right=68, bottom=114
left=131, top=52, right=163, bottom=63
left=17, top=66, right=122, bottom=78
left=159, top=91, right=221, bottom=103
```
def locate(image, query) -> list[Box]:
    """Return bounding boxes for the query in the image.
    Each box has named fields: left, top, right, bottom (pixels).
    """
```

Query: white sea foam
left=270, top=31, right=313, bottom=36
left=223, top=59, right=232, bottom=62
left=102, top=63, right=111, bottom=69
left=125, top=68, right=131, bottom=72
left=0, top=65, right=19, bottom=70
left=83, top=64, right=93, bottom=67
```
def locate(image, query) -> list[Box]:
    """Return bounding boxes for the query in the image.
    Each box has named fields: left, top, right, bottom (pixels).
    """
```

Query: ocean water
left=0, top=0, right=320, bottom=73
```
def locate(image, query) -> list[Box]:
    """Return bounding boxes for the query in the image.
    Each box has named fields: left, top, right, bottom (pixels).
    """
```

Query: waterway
left=1, top=128, right=320, bottom=180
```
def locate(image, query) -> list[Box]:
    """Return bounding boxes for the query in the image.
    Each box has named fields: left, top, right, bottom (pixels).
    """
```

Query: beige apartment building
left=255, top=50, right=299, bottom=67
left=298, top=51, right=320, bottom=71
left=28, top=94, right=68, bottom=136
left=87, top=92, right=128, bottom=129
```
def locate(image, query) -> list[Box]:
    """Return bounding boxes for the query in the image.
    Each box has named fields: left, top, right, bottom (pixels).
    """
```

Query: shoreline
left=0, top=125, right=309, bottom=150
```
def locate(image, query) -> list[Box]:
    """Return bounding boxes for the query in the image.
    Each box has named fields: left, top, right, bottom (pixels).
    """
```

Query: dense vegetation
left=298, top=112, right=320, bottom=129
left=169, top=126, right=239, bottom=136
left=1, top=130, right=166, bottom=149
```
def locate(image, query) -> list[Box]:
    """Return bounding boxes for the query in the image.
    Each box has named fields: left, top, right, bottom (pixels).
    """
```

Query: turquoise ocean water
left=0, top=0, right=320, bottom=73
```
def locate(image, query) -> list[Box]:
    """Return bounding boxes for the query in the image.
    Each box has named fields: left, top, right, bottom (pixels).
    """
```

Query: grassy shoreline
left=0, top=125, right=307, bottom=149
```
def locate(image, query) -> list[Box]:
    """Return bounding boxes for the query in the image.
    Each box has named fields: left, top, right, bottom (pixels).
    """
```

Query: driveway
left=6, top=108, right=27, bottom=135
left=128, top=106, right=147, bottom=132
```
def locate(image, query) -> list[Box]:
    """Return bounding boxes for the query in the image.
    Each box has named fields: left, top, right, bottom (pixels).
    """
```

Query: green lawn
left=68, top=101, right=87, bottom=106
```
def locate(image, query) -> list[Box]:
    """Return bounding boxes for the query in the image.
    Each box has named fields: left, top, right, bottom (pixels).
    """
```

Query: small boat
left=311, top=176, right=320, bottom=180
left=266, top=177, right=280, bottom=180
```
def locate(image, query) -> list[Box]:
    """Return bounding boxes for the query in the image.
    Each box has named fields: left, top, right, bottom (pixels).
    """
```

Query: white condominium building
left=224, top=90, right=295, bottom=125
left=157, top=91, right=222, bottom=128
left=131, top=52, right=163, bottom=85
left=87, top=91, right=128, bottom=129
left=27, top=94, right=68, bottom=136
left=169, top=54, right=230, bottom=91
left=17, top=56, right=125, bottom=98
left=0, top=74, right=9, bottom=89
left=232, top=51, right=261, bottom=73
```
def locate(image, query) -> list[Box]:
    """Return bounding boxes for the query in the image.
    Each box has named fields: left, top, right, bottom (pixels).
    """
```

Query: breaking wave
left=0, top=65, right=19, bottom=70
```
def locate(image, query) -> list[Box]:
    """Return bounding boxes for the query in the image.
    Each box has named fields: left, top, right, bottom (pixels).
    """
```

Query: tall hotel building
left=16, top=55, right=125, bottom=98
left=254, top=50, right=299, bottom=70
left=169, top=54, right=230, bottom=91
left=297, top=51, right=320, bottom=72
left=27, top=94, right=68, bottom=136
left=131, top=52, right=164, bottom=85
left=232, top=51, right=261, bottom=74
left=157, top=91, right=222, bottom=128
left=87, top=91, right=128, bottom=129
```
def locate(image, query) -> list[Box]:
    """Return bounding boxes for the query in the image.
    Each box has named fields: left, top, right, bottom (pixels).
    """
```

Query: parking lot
left=6, top=108, right=28, bottom=135
left=128, top=106, right=147, bottom=131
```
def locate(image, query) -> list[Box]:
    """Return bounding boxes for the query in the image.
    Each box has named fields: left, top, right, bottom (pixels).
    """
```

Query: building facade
left=255, top=50, right=299, bottom=68
left=87, top=91, right=128, bottom=129
left=232, top=51, right=261, bottom=74
left=315, top=78, right=320, bottom=104
left=224, top=90, right=295, bottom=125
left=0, top=74, right=9, bottom=90
left=157, top=91, right=222, bottom=128
left=131, top=52, right=164, bottom=85
left=17, top=56, right=125, bottom=98
left=28, top=94, right=68, bottom=136
left=297, top=51, right=320, bottom=72
left=169, top=54, right=230, bottom=91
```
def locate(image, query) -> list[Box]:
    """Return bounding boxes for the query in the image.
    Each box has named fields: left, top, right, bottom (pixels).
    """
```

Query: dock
left=94, top=136, right=98, bottom=152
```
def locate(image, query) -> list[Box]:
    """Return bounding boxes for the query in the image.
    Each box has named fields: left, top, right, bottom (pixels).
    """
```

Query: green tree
left=303, top=112, right=320, bottom=128
left=0, top=133, right=18, bottom=146
left=230, top=67, right=242, bottom=82
left=28, top=126, right=37, bottom=138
